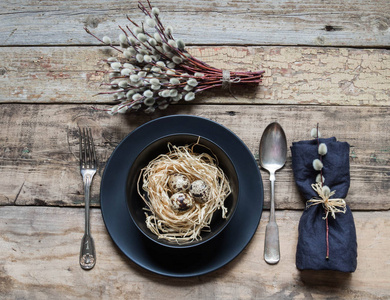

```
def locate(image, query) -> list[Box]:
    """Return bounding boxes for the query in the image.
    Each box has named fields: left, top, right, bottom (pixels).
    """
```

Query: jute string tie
left=221, top=70, right=241, bottom=90
left=306, top=182, right=347, bottom=219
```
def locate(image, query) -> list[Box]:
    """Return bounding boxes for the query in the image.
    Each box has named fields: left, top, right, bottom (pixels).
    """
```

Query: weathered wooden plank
left=0, top=104, right=389, bottom=210
left=1, top=0, right=389, bottom=47
left=0, top=206, right=389, bottom=299
left=0, top=46, right=389, bottom=106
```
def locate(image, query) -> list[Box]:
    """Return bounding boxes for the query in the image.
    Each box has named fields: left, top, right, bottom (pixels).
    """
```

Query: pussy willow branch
left=84, top=0, right=264, bottom=114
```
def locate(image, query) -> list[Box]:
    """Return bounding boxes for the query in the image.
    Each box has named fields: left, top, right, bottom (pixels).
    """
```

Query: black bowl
left=126, top=134, right=239, bottom=249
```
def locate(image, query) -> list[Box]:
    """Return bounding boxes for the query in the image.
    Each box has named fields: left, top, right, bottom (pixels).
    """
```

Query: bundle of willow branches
left=85, top=0, right=264, bottom=114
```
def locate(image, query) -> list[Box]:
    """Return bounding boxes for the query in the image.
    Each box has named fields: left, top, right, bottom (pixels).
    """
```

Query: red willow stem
left=84, top=27, right=123, bottom=53
left=196, top=84, right=222, bottom=92
left=316, top=123, right=330, bottom=260
left=126, top=15, right=139, bottom=27
left=326, top=218, right=330, bottom=259
left=316, top=123, right=323, bottom=184
left=181, top=56, right=221, bottom=73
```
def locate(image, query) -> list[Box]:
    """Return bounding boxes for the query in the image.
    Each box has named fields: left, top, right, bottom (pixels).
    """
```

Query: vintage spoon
left=259, top=122, right=287, bottom=264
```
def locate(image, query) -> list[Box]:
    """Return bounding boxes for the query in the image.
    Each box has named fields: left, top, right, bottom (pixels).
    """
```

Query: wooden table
left=1, top=0, right=389, bottom=298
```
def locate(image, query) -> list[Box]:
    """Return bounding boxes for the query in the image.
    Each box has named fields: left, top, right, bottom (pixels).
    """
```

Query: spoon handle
left=264, top=172, right=280, bottom=264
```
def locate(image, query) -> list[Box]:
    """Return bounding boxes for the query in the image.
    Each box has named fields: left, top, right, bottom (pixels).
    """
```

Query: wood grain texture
left=0, top=206, right=389, bottom=299
left=0, top=46, right=389, bottom=106
left=0, top=104, right=389, bottom=210
left=1, top=0, right=389, bottom=297
left=1, top=0, right=389, bottom=47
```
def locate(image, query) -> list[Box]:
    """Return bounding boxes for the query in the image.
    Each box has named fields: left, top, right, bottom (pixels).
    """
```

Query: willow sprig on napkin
left=84, top=0, right=264, bottom=115
left=308, top=124, right=346, bottom=259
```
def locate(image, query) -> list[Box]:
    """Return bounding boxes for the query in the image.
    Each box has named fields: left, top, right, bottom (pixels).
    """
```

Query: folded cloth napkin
left=291, top=137, right=357, bottom=272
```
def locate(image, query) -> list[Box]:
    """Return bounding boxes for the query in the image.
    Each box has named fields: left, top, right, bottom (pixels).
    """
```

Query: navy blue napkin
left=291, top=137, right=357, bottom=272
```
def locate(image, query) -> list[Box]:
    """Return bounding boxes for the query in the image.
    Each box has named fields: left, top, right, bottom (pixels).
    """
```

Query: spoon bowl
left=259, top=123, right=287, bottom=172
left=259, top=122, right=287, bottom=264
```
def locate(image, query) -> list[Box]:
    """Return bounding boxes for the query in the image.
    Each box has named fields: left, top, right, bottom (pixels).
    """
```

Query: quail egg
left=170, top=192, right=194, bottom=212
left=168, top=173, right=190, bottom=193
left=190, top=180, right=210, bottom=204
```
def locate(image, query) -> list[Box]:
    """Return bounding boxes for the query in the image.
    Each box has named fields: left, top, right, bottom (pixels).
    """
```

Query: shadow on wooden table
left=299, top=269, right=352, bottom=287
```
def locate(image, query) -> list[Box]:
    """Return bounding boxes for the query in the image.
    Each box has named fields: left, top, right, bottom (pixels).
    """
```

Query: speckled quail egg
left=190, top=179, right=210, bottom=204
left=168, top=173, right=190, bottom=193
left=170, top=192, right=194, bottom=212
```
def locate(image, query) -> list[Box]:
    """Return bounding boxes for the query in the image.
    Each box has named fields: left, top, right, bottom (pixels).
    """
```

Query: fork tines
left=79, top=128, right=97, bottom=169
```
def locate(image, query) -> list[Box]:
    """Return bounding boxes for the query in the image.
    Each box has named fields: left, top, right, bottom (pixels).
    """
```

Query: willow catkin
left=137, top=143, right=231, bottom=244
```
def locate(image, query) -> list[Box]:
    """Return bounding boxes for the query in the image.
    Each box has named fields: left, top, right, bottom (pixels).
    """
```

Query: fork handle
left=80, top=233, right=96, bottom=270
left=83, top=174, right=93, bottom=235
left=80, top=174, right=96, bottom=270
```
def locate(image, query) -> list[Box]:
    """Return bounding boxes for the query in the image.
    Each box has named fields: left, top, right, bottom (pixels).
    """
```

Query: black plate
left=100, top=115, right=263, bottom=277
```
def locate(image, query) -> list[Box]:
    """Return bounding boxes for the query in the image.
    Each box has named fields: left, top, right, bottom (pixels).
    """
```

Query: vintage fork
left=79, top=128, right=97, bottom=270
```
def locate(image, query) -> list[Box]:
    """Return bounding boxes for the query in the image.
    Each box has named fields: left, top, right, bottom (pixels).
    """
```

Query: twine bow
left=221, top=70, right=241, bottom=89
left=306, top=182, right=347, bottom=219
